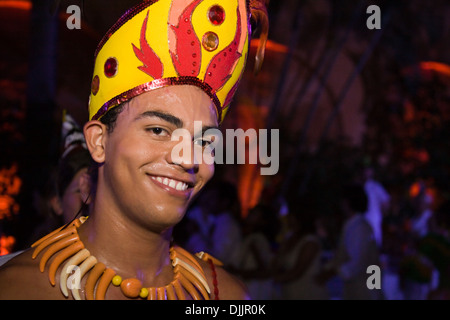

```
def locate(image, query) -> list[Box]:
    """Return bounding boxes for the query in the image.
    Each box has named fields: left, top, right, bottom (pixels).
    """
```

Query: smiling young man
left=0, top=0, right=268, bottom=300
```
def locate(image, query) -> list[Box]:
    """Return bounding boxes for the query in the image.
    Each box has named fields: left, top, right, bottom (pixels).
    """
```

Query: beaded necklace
left=31, top=216, right=221, bottom=300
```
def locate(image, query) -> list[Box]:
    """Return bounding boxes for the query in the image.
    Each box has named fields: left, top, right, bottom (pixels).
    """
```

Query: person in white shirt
left=317, top=183, right=383, bottom=300
left=362, top=166, right=391, bottom=249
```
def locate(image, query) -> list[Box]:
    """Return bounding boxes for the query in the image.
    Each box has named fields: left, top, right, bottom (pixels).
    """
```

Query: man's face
left=100, top=85, right=218, bottom=232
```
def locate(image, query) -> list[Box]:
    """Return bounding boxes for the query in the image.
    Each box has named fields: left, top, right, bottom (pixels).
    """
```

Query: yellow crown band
left=88, top=0, right=251, bottom=123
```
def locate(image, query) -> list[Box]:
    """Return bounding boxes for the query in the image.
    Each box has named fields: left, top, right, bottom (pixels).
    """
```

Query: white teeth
left=176, top=181, right=188, bottom=191
left=152, top=176, right=189, bottom=191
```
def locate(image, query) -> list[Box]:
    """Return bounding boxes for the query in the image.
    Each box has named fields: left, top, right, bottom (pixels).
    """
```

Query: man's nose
left=167, top=129, right=200, bottom=172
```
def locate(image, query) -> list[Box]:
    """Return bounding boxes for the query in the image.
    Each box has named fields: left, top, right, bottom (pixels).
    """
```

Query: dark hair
left=342, top=184, right=368, bottom=214
left=100, top=103, right=126, bottom=133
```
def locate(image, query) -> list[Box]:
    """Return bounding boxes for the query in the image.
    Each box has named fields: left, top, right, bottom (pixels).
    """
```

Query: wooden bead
left=85, top=262, right=106, bottom=300
left=120, top=278, right=143, bottom=298
left=147, top=287, right=157, bottom=300
left=139, top=288, right=149, bottom=299
left=157, top=287, right=166, bottom=300
left=112, top=275, right=122, bottom=286
left=95, top=268, right=115, bottom=300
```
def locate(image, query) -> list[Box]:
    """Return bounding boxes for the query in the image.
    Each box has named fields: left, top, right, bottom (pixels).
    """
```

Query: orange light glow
left=420, top=61, right=450, bottom=78
left=0, top=235, right=16, bottom=256
left=409, top=182, right=422, bottom=198
left=0, top=0, right=32, bottom=10
left=409, top=181, right=434, bottom=205
left=250, top=39, right=289, bottom=54
left=0, top=163, right=22, bottom=220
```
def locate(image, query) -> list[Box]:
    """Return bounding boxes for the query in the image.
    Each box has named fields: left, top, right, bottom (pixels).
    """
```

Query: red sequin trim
left=207, top=258, right=219, bottom=300
left=91, top=76, right=222, bottom=121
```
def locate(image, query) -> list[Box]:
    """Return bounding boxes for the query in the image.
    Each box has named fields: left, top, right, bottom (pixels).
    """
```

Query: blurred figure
left=409, top=180, right=433, bottom=239
left=399, top=180, right=438, bottom=300
left=231, top=203, right=278, bottom=299
left=182, top=180, right=243, bottom=269
left=423, top=199, right=450, bottom=299
left=273, top=196, right=290, bottom=245
left=317, top=183, right=383, bottom=300
left=29, top=112, right=92, bottom=243
left=178, top=196, right=211, bottom=254
left=273, top=198, right=330, bottom=300
left=361, top=165, right=391, bottom=249
left=206, top=181, right=243, bottom=269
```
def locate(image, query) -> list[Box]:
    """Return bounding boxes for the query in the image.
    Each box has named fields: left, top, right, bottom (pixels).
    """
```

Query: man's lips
left=148, top=175, right=194, bottom=197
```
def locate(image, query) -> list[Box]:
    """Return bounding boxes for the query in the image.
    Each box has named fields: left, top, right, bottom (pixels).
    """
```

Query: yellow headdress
left=88, top=0, right=265, bottom=123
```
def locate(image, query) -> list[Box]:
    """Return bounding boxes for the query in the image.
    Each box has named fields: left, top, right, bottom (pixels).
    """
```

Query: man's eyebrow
left=135, top=110, right=183, bottom=128
left=201, top=125, right=220, bottom=135
left=193, top=125, right=221, bottom=141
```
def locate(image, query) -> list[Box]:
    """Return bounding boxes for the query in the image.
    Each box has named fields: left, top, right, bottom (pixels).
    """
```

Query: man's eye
left=146, top=127, right=168, bottom=136
left=200, top=140, right=210, bottom=147
left=194, top=138, right=212, bottom=148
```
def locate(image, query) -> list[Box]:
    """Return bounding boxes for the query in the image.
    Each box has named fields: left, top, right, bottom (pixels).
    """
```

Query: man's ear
left=50, top=195, right=63, bottom=216
left=84, top=120, right=106, bottom=163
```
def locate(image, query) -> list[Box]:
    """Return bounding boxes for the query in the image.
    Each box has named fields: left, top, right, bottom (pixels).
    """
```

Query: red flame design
left=205, top=8, right=242, bottom=92
left=223, top=76, right=241, bottom=107
left=169, top=0, right=202, bottom=77
left=132, top=11, right=164, bottom=79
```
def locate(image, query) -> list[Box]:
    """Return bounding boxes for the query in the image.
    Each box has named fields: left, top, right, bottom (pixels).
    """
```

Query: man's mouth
left=151, top=176, right=189, bottom=191
left=148, top=174, right=196, bottom=198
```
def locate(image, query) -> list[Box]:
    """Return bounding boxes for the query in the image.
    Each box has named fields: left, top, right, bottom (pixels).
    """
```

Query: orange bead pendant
left=120, top=278, right=143, bottom=298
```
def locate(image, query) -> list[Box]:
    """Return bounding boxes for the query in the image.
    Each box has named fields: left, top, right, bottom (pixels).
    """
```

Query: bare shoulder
left=214, top=265, right=250, bottom=300
left=0, top=249, right=62, bottom=300
left=196, top=256, right=250, bottom=300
